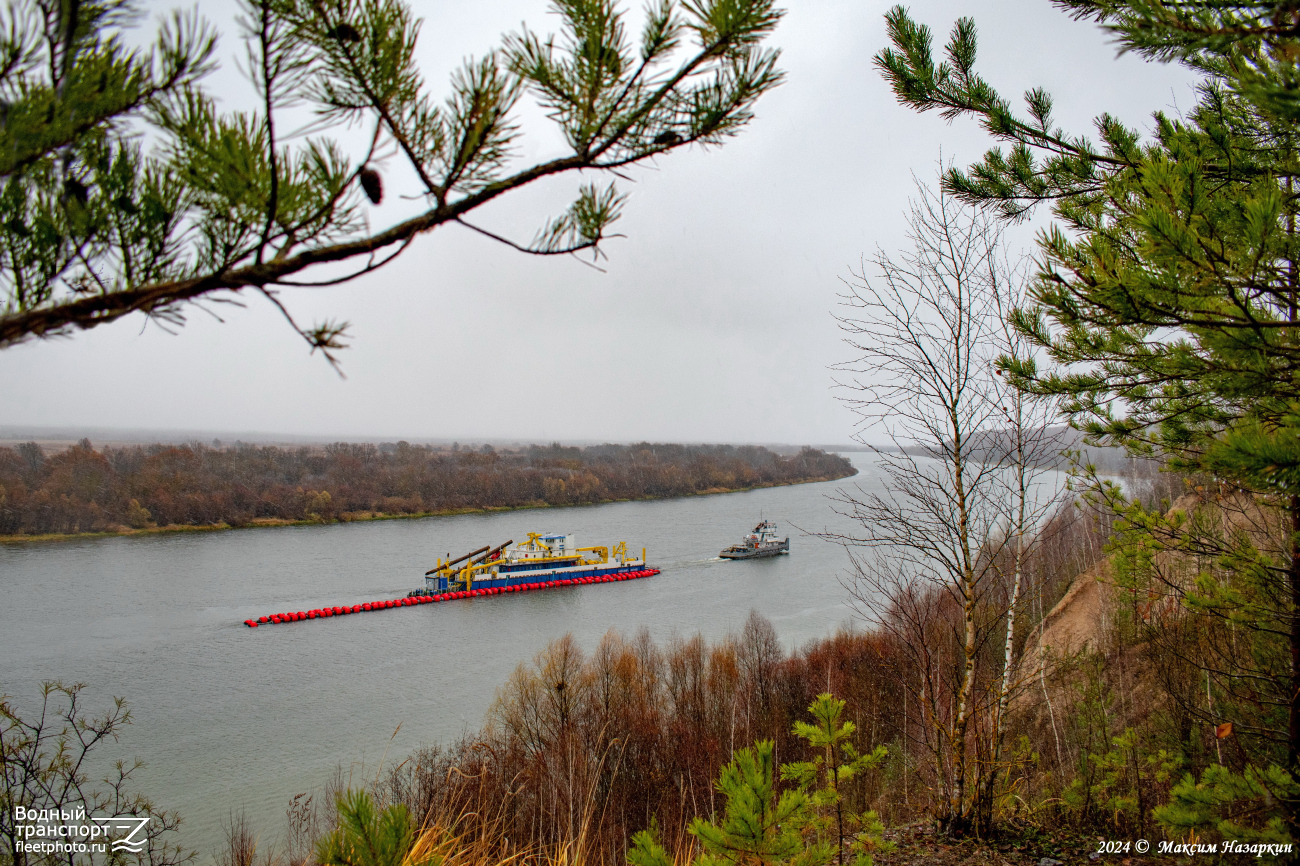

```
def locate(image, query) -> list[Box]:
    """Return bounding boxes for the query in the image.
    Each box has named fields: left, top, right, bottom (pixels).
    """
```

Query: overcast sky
left=0, top=0, right=1199, bottom=446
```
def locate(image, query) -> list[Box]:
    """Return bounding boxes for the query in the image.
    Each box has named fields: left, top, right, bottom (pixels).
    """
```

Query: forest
left=0, top=441, right=855, bottom=537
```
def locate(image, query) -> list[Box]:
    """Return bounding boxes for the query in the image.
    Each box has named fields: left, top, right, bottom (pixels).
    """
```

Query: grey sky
left=0, top=1, right=1198, bottom=446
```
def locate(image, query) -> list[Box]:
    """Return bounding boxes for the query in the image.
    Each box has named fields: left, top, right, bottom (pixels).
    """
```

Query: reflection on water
left=1, top=455, right=886, bottom=854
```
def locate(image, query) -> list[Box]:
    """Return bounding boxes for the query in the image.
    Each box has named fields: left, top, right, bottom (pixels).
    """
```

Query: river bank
left=0, top=440, right=855, bottom=538
left=0, top=474, right=850, bottom=544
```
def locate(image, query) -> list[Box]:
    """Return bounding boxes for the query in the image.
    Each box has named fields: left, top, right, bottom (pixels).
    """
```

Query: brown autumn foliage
left=0, top=441, right=854, bottom=536
left=305, top=612, right=908, bottom=866
left=279, top=515, right=1102, bottom=864
left=238, top=466, right=1262, bottom=865
left=348, top=483, right=1154, bottom=850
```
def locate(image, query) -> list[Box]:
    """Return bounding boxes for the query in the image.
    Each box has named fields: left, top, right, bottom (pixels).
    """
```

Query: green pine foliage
left=874, top=0, right=1300, bottom=467
left=1156, top=763, right=1300, bottom=847
left=628, top=696, right=890, bottom=866
left=875, top=0, right=1300, bottom=840
left=0, top=0, right=784, bottom=356
left=1061, top=727, right=1181, bottom=836
left=316, top=790, right=435, bottom=866
left=629, top=742, right=821, bottom=866
left=689, top=741, right=825, bottom=866
left=781, top=694, right=890, bottom=866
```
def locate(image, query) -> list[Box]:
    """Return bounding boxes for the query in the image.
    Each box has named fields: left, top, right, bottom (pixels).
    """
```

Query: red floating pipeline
left=243, top=565, right=661, bottom=626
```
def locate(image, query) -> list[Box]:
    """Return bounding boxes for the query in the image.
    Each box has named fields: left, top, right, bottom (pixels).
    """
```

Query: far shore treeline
left=0, top=440, right=855, bottom=538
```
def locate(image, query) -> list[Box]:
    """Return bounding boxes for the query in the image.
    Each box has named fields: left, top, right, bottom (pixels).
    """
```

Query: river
left=0, top=453, right=907, bottom=856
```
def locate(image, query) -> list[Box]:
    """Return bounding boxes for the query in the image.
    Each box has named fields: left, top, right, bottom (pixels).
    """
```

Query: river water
left=1, top=453, right=891, bottom=856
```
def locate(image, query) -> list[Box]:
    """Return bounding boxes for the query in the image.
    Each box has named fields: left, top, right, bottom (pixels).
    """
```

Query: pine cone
left=63, top=178, right=88, bottom=204
left=326, top=23, right=361, bottom=43
left=359, top=167, right=383, bottom=204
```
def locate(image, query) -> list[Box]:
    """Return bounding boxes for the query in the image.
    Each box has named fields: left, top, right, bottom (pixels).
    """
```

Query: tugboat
left=719, top=520, right=790, bottom=559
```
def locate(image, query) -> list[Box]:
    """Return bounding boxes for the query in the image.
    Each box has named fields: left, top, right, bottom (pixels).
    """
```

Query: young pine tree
left=628, top=700, right=891, bottom=866
left=316, top=790, right=434, bottom=866
left=781, top=694, right=891, bottom=866
left=629, top=741, right=826, bottom=866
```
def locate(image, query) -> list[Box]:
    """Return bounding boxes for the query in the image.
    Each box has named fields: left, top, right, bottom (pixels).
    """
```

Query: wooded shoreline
left=0, top=440, right=856, bottom=541
left=0, top=474, right=849, bottom=545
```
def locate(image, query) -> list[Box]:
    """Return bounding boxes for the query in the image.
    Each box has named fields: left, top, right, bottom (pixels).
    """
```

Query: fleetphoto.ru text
left=11, top=806, right=150, bottom=855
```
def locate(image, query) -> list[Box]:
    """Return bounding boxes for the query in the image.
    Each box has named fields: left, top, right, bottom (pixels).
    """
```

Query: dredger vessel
left=420, top=533, right=650, bottom=594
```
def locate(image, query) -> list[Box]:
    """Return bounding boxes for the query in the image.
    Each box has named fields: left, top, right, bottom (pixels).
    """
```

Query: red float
left=244, top=562, right=661, bottom=628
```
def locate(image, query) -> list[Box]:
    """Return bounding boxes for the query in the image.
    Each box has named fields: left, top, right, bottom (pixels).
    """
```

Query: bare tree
left=0, top=682, right=192, bottom=866
left=217, top=810, right=275, bottom=866
left=827, top=181, right=1061, bottom=836
left=977, top=255, right=1065, bottom=832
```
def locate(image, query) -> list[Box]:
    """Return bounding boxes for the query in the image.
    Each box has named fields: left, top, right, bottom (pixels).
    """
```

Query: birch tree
left=830, top=181, right=1060, bottom=836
